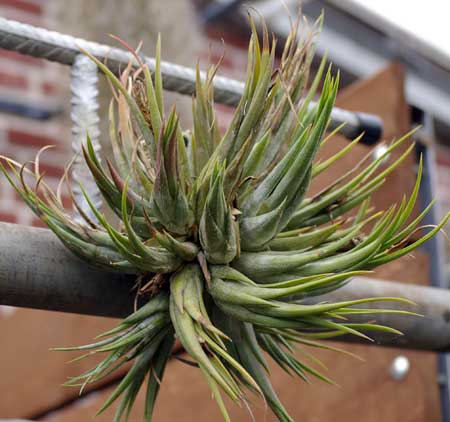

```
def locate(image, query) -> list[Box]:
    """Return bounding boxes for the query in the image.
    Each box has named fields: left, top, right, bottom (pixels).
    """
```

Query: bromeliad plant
left=2, top=15, right=449, bottom=422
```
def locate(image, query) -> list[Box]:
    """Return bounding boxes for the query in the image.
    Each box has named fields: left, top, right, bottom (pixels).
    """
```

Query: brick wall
left=0, top=3, right=249, bottom=267
left=0, top=3, right=250, bottom=228
left=0, top=0, right=70, bottom=227
left=0, top=2, right=249, bottom=419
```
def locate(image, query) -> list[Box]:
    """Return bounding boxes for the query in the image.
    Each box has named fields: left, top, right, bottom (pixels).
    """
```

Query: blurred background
left=0, top=0, right=449, bottom=421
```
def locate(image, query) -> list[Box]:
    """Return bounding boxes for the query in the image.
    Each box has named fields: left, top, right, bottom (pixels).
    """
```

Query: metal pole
left=0, top=17, right=382, bottom=144
left=0, top=222, right=134, bottom=318
left=417, top=124, right=450, bottom=421
left=1, top=222, right=450, bottom=351
left=313, top=279, right=450, bottom=352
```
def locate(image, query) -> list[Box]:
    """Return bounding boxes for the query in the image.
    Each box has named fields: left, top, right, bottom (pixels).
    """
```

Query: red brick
left=199, top=50, right=234, bottom=70
left=206, top=26, right=249, bottom=50
left=0, top=212, right=17, bottom=223
left=8, top=129, right=59, bottom=148
left=215, top=103, right=235, bottom=115
left=0, top=70, right=27, bottom=89
left=42, top=81, right=59, bottom=95
left=0, top=0, right=42, bottom=15
left=13, top=186, right=72, bottom=210
left=7, top=160, right=64, bottom=183
left=31, top=216, right=46, bottom=228
left=61, top=194, right=72, bottom=209
left=0, top=49, right=43, bottom=66
left=38, top=162, right=64, bottom=179
left=436, top=155, right=450, bottom=168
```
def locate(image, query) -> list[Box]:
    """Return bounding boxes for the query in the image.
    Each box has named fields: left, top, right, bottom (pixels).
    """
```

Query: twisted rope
left=0, top=17, right=242, bottom=106
left=0, top=17, right=382, bottom=143
left=70, top=54, right=102, bottom=221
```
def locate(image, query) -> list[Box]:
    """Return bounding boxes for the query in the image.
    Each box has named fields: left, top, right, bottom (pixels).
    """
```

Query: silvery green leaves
left=239, top=73, right=339, bottom=250
left=54, top=293, right=173, bottom=422
left=169, top=265, right=260, bottom=422
left=215, top=314, right=294, bottom=422
left=208, top=266, right=415, bottom=333
left=199, top=164, right=238, bottom=264
left=217, top=20, right=275, bottom=165
left=190, top=65, right=221, bottom=176
left=150, top=110, right=194, bottom=235
left=2, top=10, right=449, bottom=422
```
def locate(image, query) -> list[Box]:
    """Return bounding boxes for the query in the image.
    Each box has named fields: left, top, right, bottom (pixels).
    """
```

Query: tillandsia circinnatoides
left=1, top=12, right=449, bottom=422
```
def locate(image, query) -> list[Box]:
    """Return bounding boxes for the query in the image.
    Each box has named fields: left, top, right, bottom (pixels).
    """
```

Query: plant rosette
left=2, top=12, right=448, bottom=422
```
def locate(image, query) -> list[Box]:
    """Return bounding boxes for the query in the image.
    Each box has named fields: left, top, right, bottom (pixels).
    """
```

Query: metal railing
left=0, top=17, right=383, bottom=144
left=0, top=17, right=384, bottom=220
left=1, top=222, right=449, bottom=352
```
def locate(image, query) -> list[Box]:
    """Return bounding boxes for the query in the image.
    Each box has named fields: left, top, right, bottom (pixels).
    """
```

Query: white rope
left=70, top=54, right=102, bottom=221
left=0, top=17, right=242, bottom=106
left=0, top=16, right=382, bottom=142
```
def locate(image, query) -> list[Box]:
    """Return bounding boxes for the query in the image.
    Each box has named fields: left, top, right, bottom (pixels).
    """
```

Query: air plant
left=1, top=12, right=449, bottom=422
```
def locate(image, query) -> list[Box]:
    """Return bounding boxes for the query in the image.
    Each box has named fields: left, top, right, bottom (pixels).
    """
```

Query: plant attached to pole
left=2, top=14, right=448, bottom=422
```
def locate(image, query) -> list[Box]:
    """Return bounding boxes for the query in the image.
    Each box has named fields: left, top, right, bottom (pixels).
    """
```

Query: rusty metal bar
left=0, top=222, right=449, bottom=351
left=0, top=222, right=134, bottom=318
left=314, top=279, right=450, bottom=352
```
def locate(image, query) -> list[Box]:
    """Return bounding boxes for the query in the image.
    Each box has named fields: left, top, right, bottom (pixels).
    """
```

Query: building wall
left=0, top=1, right=246, bottom=227
left=0, top=0, right=69, bottom=227
left=0, top=1, right=249, bottom=419
left=0, top=1, right=449, bottom=420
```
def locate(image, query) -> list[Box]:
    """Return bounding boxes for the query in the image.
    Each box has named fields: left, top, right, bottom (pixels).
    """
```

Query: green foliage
left=1, top=12, right=448, bottom=422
